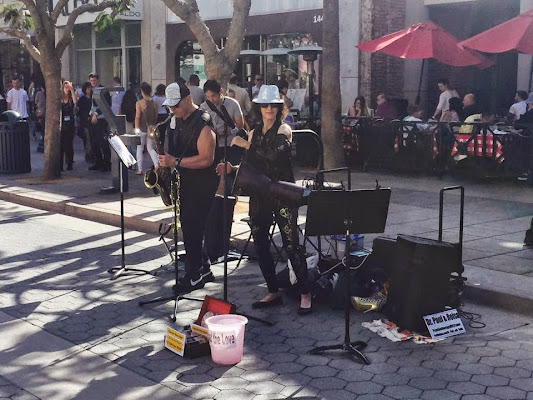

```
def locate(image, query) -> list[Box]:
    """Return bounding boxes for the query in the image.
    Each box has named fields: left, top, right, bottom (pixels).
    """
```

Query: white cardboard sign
left=424, top=309, right=466, bottom=339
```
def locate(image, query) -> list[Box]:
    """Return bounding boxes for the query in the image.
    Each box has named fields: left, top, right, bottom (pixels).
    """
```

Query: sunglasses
left=256, top=78, right=263, bottom=81
left=259, top=103, right=280, bottom=109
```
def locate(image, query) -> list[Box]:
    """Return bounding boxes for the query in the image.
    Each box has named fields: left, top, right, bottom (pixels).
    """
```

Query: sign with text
left=54, top=0, right=144, bottom=26
left=424, top=309, right=466, bottom=340
left=164, top=327, right=186, bottom=356
left=209, top=329, right=237, bottom=349
left=191, top=323, right=209, bottom=338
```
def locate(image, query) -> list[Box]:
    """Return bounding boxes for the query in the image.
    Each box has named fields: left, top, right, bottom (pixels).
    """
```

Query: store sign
left=167, top=0, right=322, bottom=24
left=54, top=0, right=144, bottom=26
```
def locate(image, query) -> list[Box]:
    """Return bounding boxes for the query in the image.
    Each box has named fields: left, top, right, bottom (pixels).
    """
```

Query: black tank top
left=173, top=109, right=217, bottom=183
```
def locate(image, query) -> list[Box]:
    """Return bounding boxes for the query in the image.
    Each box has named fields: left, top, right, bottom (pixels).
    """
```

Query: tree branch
left=18, top=0, right=47, bottom=36
left=162, top=0, right=218, bottom=57
left=34, top=0, right=56, bottom=39
left=183, top=0, right=199, bottom=13
left=50, top=0, right=69, bottom=23
left=55, top=0, right=128, bottom=56
left=0, top=27, right=41, bottom=63
left=222, top=0, right=251, bottom=62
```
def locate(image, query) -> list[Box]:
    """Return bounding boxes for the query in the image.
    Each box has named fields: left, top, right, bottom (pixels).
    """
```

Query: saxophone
left=144, top=115, right=174, bottom=207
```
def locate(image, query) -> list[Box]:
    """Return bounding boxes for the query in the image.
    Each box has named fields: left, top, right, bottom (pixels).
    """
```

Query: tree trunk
left=204, top=53, right=234, bottom=90
left=42, top=58, right=63, bottom=180
left=321, top=0, right=345, bottom=169
left=162, top=0, right=251, bottom=91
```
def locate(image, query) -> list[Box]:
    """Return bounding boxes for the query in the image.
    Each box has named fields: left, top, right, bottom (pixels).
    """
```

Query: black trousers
left=89, top=120, right=111, bottom=166
left=179, top=174, right=218, bottom=277
left=60, top=125, right=75, bottom=166
left=249, top=196, right=310, bottom=294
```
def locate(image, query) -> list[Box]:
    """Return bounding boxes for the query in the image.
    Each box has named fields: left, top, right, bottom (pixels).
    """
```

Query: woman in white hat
left=220, top=85, right=312, bottom=315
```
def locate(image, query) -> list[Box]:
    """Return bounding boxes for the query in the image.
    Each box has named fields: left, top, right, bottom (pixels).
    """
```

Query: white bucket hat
left=252, top=85, right=285, bottom=104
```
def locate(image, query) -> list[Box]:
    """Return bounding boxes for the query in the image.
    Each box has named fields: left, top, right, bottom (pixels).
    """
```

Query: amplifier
left=384, top=235, right=456, bottom=333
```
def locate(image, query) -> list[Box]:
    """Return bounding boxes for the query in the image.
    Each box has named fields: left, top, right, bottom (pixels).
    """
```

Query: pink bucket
left=205, top=314, right=248, bottom=365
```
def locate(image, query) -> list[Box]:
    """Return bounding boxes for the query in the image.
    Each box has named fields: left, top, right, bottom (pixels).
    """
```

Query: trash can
left=0, top=111, right=31, bottom=174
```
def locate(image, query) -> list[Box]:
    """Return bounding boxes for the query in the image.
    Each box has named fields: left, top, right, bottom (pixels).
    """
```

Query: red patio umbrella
left=460, top=9, right=533, bottom=90
left=460, top=9, right=533, bottom=54
left=356, top=21, right=493, bottom=103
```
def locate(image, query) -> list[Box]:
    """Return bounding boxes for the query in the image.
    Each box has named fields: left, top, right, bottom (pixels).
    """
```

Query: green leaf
left=92, top=0, right=135, bottom=32
left=0, top=4, right=34, bottom=31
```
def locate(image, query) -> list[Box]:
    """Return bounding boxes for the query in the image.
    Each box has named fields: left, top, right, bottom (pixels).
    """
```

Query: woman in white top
left=135, top=82, right=159, bottom=175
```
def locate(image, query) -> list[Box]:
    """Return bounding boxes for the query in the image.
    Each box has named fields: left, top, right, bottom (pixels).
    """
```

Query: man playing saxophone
left=158, top=83, right=218, bottom=293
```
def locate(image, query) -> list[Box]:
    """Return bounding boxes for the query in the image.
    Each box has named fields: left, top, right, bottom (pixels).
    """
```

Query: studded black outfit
left=246, top=120, right=310, bottom=294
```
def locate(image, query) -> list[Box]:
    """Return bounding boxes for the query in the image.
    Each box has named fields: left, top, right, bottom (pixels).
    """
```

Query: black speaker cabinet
left=385, top=235, right=456, bottom=333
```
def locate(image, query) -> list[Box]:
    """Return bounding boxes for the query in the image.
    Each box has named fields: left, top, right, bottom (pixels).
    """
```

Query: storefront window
left=0, top=40, right=36, bottom=94
left=126, top=47, right=141, bottom=87
left=74, top=25, right=92, bottom=50
left=126, top=23, right=141, bottom=47
left=176, top=41, right=217, bottom=85
left=73, top=22, right=141, bottom=87
left=95, top=24, right=121, bottom=48
left=76, top=51, right=92, bottom=86
left=95, top=49, right=122, bottom=87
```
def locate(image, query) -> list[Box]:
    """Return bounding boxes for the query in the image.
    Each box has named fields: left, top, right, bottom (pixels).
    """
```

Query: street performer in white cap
left=158, top=82, right=218, bottom=293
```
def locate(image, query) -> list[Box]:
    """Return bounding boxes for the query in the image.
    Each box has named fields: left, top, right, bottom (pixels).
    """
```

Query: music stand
left=305, top=188, right=391, bottom=364
left=106, top=131, right=151, bottom=280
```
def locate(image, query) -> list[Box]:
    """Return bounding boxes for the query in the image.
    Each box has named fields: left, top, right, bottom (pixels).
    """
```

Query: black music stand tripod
left=305, top=189, right=391, bottom=364
left=105, top=134, right=151, bottom=280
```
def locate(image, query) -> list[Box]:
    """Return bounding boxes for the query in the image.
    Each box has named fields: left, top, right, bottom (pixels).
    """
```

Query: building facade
left=58, top=0, right=362, bottom=114
left=55, top=0, right=533, bottom=115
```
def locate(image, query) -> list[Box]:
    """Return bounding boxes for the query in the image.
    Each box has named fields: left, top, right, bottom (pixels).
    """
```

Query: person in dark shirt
left=375, top=93, right=398, bottom=119
left=225, top=85, right=313, bottom=315
left=77, top=82, right=93, bottom=163
left=158, top=83, right=218, bottom=293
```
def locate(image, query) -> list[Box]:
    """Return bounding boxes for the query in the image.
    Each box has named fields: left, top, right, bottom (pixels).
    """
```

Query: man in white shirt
left=432, top=79, right=459, bottom=120
left=251, top=74, right=264, bottom=99
left=110, top=76, right=125, bottom=115
left=188, top=74, right=205, bottom=106
left=6, top=77, right=29, bottom=118
left=201, top=79, right=244, bottom=157
left=228, top=74, right=251, bottom=118
left=508, top=91, right=528, bottom=122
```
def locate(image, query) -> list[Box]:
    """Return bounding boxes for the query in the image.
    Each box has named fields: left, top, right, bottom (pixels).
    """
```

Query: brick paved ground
left=0, top=375, right=38, bottom=400
left=1, top=201, right=532, bottom=399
